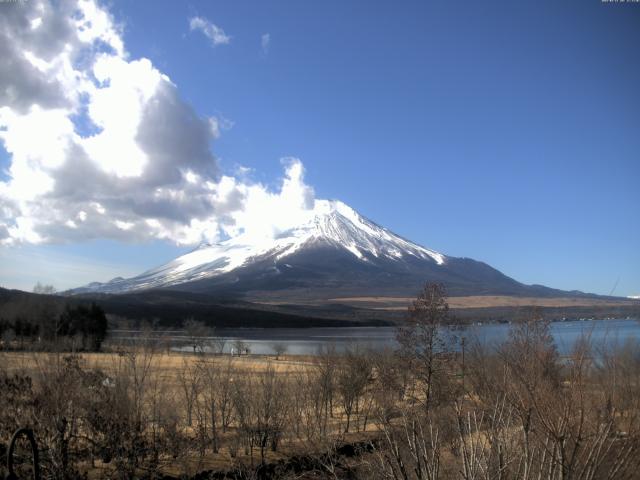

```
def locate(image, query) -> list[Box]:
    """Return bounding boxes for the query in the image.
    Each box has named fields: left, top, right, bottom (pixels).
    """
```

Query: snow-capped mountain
left=71, top=199, right=563, bottom=299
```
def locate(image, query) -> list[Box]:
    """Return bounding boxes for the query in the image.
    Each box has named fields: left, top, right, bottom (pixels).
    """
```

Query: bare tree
left=232, top=339, right=249, bottom=356
left=1, top=328, right=16, bottom=350
left=373, top=405, right=443, bottom=480
left=115, top=342, right=158, bottom=476
left=177, top=358, right=201, bottom=427
left=33, top=282, right=57, bottom=295
left=314, top=344, right=338, bottom=430
left=196, top=357, right=233, bottom=453
left=371, top=348, right=407, bottom=419
left=294, top=367, right=331, bottom=442
left=208, top=335, right=227, bottom=355
left=336, top=346, right=371, bottom=433
left=272, top=342, right=288, bottom=360
left=396, top=283, right=457, bottom=415
left=232, top=364, right=289, bottom=465
left=462, top=310, right=640, bottom=480
left=183, top=318, right=210, bottom=354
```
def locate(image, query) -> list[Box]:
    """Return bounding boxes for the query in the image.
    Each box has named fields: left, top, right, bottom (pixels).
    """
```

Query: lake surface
left=111, top=318, right=640, bottom=356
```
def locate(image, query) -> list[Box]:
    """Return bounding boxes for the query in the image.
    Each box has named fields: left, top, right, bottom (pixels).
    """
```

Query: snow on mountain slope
left=74, top=200, right=446, bottom=294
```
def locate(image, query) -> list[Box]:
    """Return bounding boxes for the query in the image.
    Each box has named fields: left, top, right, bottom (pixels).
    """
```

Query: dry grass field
left=327, top=295, right=639, bottom=310
left=0, top=348, right=379, bottom=478
left=0, top=350, right=314, bottom=377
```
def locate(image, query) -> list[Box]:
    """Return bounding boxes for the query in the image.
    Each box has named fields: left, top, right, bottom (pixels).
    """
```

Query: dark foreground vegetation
left=1, top=284, right=640, bottom=479
left=0, top=287, right=391, bottom=329
left=0, top=291, right=108, bottom=351
left=4, top=286, right=639, bottom=333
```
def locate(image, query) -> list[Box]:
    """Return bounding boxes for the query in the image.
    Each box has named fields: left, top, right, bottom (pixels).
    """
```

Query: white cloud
left=208, top=114, right=234, bottom=139
left=76, top=0, right=125, bottom=57
left=82, top=55, right=167, bottom=177
left=235, top=165, right=254, bottom=177
left=0, top=0, right=225, bottom=246
left=0, top=0, right=319, bottom=251
left=222, top=158, right=315, bottom=243
left=261, top=33, right=270, bottom=54
left=189, top=16, right=231, bottom=47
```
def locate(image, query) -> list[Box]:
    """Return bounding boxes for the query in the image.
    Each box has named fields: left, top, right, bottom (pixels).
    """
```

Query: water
left=111, top=318, right=640, bottom=356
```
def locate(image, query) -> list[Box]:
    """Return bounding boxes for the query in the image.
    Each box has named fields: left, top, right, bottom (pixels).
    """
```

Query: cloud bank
left=0, top=0, right=316, bottom=247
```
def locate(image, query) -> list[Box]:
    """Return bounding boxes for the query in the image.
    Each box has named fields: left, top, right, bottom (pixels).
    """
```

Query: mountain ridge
left=69, top=199, right=600, bottom=301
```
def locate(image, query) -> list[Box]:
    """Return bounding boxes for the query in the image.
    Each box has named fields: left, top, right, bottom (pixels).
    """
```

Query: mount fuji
left=71, top=200, right=571, bottom=301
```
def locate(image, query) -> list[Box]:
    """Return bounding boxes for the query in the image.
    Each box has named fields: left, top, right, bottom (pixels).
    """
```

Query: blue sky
left=0, top=0, right=638, bottom=296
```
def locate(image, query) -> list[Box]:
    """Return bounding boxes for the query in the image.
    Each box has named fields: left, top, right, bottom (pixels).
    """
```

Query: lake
left=111, top=318, right=640, bottom=356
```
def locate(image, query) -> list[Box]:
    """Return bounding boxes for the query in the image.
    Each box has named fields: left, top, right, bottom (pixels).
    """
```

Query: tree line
left=0, top=287, right=108, bottom=351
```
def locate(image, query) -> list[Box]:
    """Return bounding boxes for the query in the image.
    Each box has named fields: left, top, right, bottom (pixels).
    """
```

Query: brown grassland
left=1, top=285, right=640, bottom=479
left=327, top=295, right=640, bottom=310
left=0, top=349, right=344, bottom=477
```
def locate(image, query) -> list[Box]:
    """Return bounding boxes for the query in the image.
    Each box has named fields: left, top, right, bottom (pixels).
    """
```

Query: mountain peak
left=71, top=199, right=447, bottom=294
left=271, top=199, right=445, bottom=264
left=314, top=198, right=358, bottom=217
